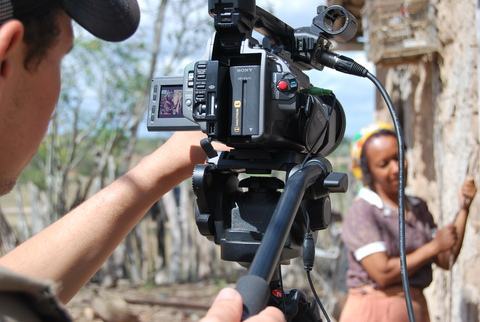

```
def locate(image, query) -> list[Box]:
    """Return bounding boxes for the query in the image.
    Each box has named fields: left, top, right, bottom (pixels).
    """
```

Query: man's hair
left=18, top=5, right=62, bottom=70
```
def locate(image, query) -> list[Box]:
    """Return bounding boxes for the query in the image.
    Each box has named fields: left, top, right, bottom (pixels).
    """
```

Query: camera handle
left=235, top=158, right=336, bottom=320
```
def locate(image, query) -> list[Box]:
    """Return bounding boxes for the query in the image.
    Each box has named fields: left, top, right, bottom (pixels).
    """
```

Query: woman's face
left=364, top=135, right=403, bottom=197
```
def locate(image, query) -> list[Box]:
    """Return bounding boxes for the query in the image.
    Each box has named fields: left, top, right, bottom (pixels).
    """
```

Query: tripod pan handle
left=236, top=275, right=270, bottom=320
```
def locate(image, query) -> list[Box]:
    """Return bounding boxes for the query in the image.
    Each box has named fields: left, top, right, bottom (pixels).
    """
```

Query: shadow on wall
left=460, top=298, right=479, bottom=322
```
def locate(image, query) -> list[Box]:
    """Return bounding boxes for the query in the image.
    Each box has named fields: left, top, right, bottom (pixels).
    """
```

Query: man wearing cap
left=0, top=1, right=284, bottom=321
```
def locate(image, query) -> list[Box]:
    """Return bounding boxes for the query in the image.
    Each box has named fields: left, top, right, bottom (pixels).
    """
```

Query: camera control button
left=289, top=79, right=298, bottom=90
left=185, top=99, right=192, bottom=107
left=276, top=80, right=290, bottom=92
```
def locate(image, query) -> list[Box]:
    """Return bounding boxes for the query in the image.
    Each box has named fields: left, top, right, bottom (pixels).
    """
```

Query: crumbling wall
left=373, top=0, right=480, bottom=321
left=427, top=1, right=480, bottom=321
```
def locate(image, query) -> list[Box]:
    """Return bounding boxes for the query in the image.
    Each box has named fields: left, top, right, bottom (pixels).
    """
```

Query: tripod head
left=194, top=151, right=347, bottom=265
left=193, top=151, right=347, bottom=321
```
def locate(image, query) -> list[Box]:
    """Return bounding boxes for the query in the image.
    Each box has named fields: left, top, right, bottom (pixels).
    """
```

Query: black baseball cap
left=0, top=0, right=140, bottom=42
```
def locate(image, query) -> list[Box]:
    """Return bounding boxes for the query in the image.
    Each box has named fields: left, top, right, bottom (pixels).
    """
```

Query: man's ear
left=0, top=20, right=25, bottom=79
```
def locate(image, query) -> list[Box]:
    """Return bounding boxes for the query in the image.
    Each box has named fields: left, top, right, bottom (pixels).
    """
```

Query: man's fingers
left=201, top=288, right=243, bottom=322
left=200, top=288, right=286, bottom=322
left=246, top=307, right=286, bottom=322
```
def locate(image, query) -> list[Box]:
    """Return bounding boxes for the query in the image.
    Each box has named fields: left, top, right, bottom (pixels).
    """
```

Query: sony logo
left=236, top=67, right=254, bottom=73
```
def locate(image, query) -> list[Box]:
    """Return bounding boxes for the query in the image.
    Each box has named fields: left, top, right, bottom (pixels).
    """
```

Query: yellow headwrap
left=350, top=122, right=395, bottom=181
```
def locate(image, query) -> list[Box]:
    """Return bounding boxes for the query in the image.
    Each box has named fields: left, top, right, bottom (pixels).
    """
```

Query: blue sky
left=137, top=0, right=375, bottom=138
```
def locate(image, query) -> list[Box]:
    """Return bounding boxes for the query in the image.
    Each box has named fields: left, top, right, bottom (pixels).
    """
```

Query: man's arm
left=0, top=132, right=208, bottom=303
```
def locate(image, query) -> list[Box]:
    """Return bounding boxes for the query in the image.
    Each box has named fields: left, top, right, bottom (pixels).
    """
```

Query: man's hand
left=459, top=178, right=477, bottom=211
left=162, top=131, right=210, bottom=165
left=433, top=224, right=457, bottom=253
left=201, top=288, right=285, bottom=322
left=154, top=131, right=230, bottom=167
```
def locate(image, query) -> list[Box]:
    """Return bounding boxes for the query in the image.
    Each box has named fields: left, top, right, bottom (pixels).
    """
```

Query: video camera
left=148, top=1, right=358, bottom=321
left=147, top=1, right=358, bottom=155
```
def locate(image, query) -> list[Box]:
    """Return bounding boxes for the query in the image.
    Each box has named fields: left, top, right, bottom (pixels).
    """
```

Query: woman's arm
left=360, top=225, right=457, bottom=288
left=0, top=132, right=209, bottom=303
left=435, top=179, right=477, bottom=269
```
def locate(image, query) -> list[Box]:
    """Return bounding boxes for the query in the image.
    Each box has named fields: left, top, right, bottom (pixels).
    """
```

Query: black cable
left=301, top=203, right=311, bottom=231
left=303, top=229, right=331, bottom=322
left=365, top=72, right=414, bottom=322
left=278, top=266, right=287, bottom=315
left=307, top=270, right=331, bottom=322
left=317, top=51, right=416, bottom=322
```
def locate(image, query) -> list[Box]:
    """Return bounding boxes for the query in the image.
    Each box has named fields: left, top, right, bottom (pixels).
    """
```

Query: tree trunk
left=0, top=207, right=18, bottom=256
left=163, top=188, right=182, bottom=282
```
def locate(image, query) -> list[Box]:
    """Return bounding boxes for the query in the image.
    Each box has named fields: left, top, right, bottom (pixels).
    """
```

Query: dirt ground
left=66, top=281, right=226, bottom=322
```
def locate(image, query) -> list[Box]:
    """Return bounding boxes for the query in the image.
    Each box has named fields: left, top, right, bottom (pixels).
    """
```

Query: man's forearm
left=0, top=132, right=207, bottom=303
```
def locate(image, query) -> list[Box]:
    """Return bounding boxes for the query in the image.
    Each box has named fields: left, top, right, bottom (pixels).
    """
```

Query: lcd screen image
left=158, top=85, right=183, bottom=118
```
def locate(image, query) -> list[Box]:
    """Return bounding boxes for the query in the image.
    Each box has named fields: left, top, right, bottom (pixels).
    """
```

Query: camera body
left=147, top=1, right=356, bottom=155
left=148, top=40, right=344, bottom=155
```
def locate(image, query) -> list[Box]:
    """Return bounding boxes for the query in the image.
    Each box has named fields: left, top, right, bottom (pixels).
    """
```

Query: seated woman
left=339, top=123, right=477, bottom=322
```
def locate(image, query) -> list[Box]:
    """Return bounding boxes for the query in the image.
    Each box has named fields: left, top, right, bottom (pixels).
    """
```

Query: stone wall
left=375, top=0, right=480, bottom=321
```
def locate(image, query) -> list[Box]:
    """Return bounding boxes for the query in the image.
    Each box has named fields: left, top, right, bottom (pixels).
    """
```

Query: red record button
left=276, top=80, right=290, bottom=92
left=271, top=289, right=284, bottom=298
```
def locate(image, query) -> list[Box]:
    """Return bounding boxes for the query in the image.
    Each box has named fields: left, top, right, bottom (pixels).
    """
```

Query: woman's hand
left=459, top=178, right=477, bottom=211
left=433, top=224, right=457, bottom=253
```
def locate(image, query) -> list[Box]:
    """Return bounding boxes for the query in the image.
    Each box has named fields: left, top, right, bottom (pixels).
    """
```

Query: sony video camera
left=147, top=0, right=358, bottom=156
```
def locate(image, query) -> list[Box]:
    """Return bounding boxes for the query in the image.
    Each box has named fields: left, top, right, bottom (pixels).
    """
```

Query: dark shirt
left=0, top=267, right=71, bottom=322
left=341, top=188, right=437, bottom=289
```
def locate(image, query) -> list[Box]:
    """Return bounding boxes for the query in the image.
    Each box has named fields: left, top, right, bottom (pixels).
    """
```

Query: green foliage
left=18, top=146, right=47, bottom=190
left=135, top=138, right=166, bottom=156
